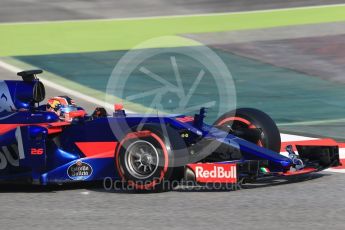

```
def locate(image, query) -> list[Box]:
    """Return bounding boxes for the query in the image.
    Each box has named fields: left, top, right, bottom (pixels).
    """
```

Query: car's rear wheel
left=115, top=124, right=188, bottom=192
left=214, top=108, right=281, bottom=153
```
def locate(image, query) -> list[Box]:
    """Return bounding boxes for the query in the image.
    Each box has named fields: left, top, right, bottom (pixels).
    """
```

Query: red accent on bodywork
left=187, top=163, right=237, bottom=183
left=0, top=124, right=22, bottom=135
left=176, top=116, right=194, bottom=123
left=125, top=131, right=152, bottom=139
left=75, top=142, right=118, bottom=158
left=45, top=121, right=70, bottom=134
left=337, top=143, right=345, bottom=148
left=0, top=122, right=70, bottom=135
left=68, top=110, right=86, bottom=118
left=46, top=121, right=70, bottom=127
left=280, top=167, right=317, bottom=176
left=114, top=104, right=124, bottom=111
left=332, top=159, right=345, bottom=169
left=280, top=139, right=338, bottom=152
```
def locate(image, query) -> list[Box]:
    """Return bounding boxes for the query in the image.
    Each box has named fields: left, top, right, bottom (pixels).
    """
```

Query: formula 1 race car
left=0, top=70, right=341, bottom=191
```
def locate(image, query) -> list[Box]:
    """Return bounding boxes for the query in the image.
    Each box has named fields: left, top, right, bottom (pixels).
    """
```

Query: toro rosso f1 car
left=0, top=70, right=340, bottom=191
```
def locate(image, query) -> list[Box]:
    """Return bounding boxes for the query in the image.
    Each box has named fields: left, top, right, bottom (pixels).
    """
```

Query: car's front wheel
left=214, top=108, right=281, bottom=153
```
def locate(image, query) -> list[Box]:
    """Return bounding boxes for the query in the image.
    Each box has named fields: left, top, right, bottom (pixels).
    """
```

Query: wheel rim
left=124, top=140, right=160, bottom=179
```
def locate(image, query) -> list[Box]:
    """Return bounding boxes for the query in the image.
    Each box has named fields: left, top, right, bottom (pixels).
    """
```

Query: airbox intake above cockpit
left=0, top=70, right=45, bottom=111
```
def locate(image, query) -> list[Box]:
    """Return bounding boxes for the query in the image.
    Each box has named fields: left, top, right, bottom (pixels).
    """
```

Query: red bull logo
left=188, top=163, right=237, bottom=183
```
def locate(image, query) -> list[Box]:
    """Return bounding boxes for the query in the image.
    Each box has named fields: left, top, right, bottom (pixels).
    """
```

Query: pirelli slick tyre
left=214, top=108, right=281, bottom=153
left=115, top=124, right=188, bottom=192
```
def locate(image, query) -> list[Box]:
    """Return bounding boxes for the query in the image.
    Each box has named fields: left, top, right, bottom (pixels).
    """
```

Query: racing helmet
left=47, top=96, right=85, bottom=122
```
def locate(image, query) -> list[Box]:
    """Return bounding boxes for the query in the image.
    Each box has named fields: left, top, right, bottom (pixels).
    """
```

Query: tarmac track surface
left=0, top=1, right=345, bottom=230
left=0, top=0, right=345, bottom=22
left=0, top=173, right=344, bottom=230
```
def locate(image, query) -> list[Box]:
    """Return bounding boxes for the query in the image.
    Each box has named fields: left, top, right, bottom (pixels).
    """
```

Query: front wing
left=184, top=145, right=341, bottom=186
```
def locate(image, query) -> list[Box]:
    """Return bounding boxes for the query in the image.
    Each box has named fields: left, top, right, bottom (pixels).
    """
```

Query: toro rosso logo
left=0, top=81, right=16, bottom=113
left=188, top=163, right=237, bottom=183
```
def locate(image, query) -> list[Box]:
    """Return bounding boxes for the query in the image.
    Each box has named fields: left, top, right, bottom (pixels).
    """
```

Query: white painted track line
left=0, top=3, right=344, bottom=25
left=280, top=133, right=317, bottom=142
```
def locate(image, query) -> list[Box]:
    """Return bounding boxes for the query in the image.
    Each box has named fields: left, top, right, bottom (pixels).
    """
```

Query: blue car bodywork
left=0, top=70, right=340, bottom=188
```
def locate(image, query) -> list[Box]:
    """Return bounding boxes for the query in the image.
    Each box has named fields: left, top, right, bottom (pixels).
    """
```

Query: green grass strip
left=0, top=5, right=345, bottom=56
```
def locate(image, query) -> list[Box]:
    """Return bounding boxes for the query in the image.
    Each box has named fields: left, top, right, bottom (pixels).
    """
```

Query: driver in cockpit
left=46, top=96, right=86, bottom=122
